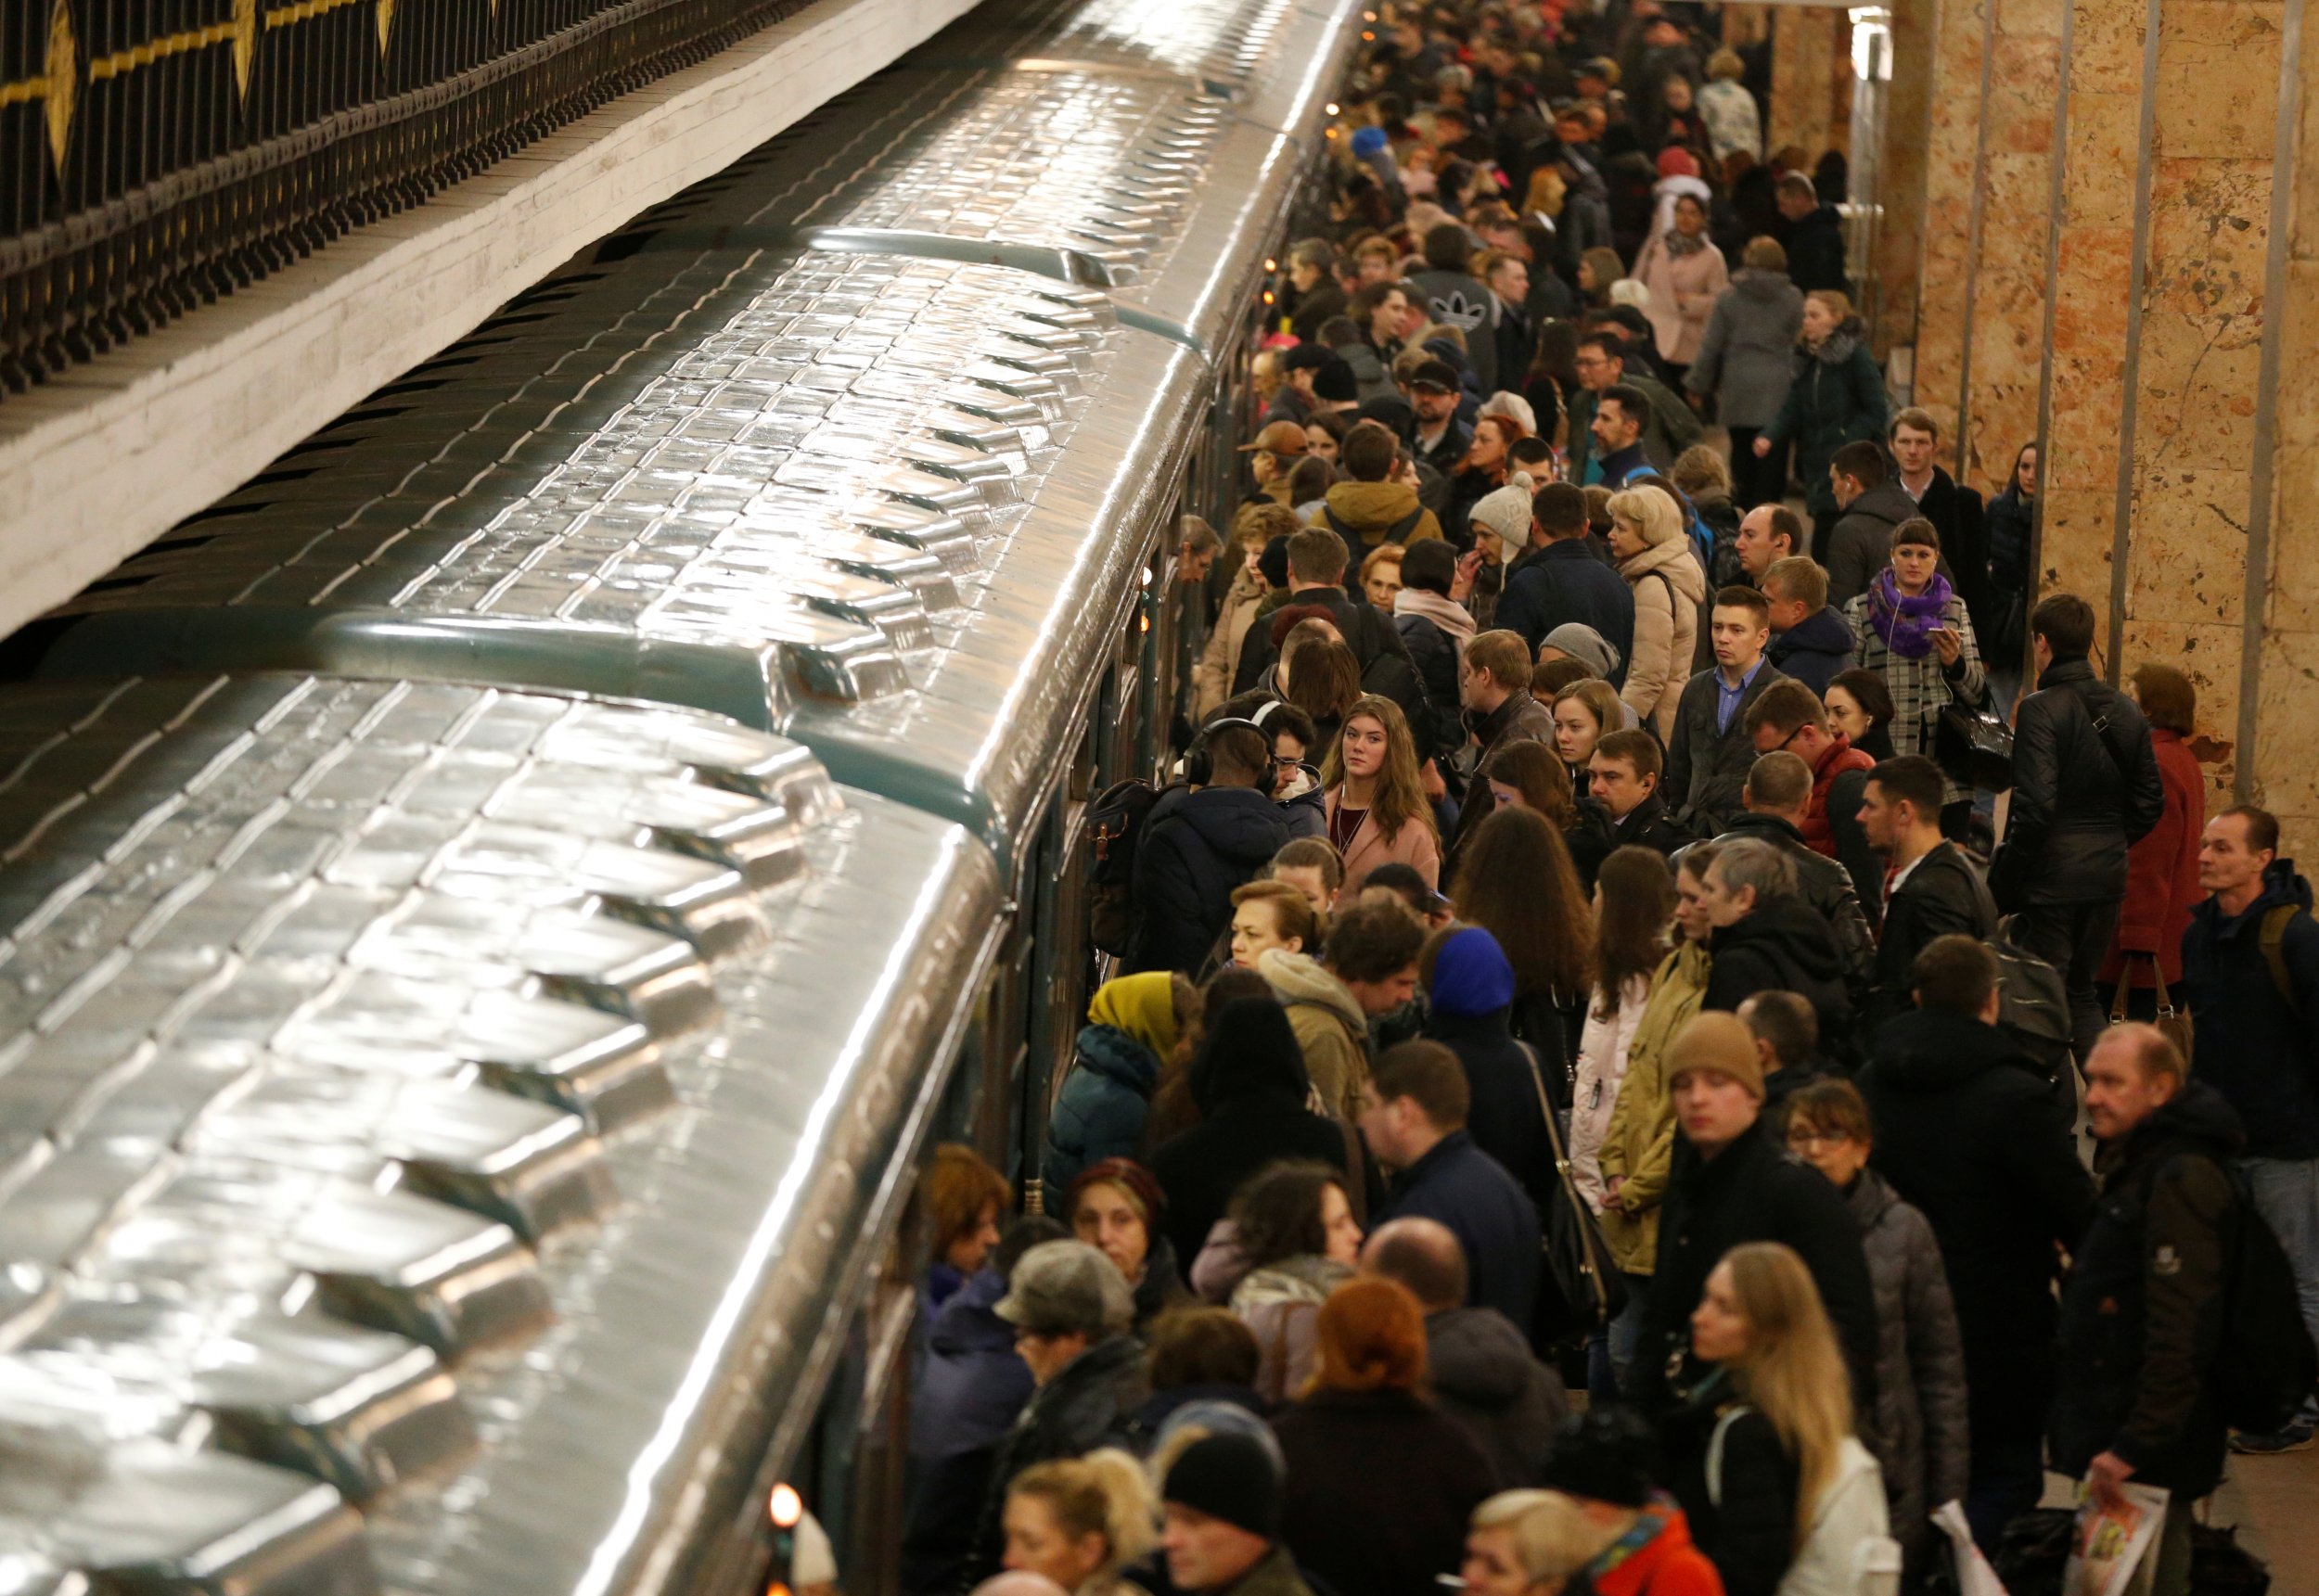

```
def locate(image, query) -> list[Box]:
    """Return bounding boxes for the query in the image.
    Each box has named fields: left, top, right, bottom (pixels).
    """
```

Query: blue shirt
left=1714, top=656, right=1767, bottom=734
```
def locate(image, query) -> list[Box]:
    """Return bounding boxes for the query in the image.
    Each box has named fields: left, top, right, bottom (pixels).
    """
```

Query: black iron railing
left=0, top=0, right=817, bottom=395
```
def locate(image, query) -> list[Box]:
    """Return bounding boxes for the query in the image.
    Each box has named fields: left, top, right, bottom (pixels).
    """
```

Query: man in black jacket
left=1858, top=755, right=1997, bottom=1030
left=2051, top=1026, right=2241, bottom=1594
left=1989, top=593, right=2165, bottom=1067
left=1663, top=587, right=1785, bottom=836
left=1633, top=1012, right=1878, bottom=1412
left=1233, top=526, right=1437, bottom=760
left=1859, top=935, right=2095, bottom=1551
left=1823, top=440, right=1921, bottom=606
left=1127, top=721, right=1292, bottom=974
left=1391, top=539, right=1470, bottom=760
left=1588, top=729, right=1697, bottom=859
left=1495, top=480, right=1636, bottom=671
left=1447, top=630, right=1558, bottom=861
left=1694, top=752, right=1876, bottom=1007
left=1889, top=407, right=1990, bottom=620
left=1774, top=172, right=1851, bottom=296
left=1696, top=836, right=1858, bottom=1064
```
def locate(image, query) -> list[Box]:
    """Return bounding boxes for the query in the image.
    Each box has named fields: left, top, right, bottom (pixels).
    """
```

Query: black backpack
left=1988, top=919, right=2070, bottom=1080
left=2212, top=1166, right=2319, bottom=1434
left=1087, top=778, right=1160, bottom=957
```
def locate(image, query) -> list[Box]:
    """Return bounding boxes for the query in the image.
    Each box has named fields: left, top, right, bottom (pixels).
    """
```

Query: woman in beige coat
left=1608, top=485, right=1706, bottom=739
left=1631, top=193, right=1728, bottom=372
left=1318, top=695, right=1441, bottom=899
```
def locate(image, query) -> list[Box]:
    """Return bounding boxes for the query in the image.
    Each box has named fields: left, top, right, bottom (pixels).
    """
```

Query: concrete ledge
left=0, top=0, right=982, bottom=640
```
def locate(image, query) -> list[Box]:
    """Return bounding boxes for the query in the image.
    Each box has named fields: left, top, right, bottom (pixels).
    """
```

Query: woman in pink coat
left=1321, top=694, right=1441, bottom=900
left=1632, top=193, right=1729, bottom=377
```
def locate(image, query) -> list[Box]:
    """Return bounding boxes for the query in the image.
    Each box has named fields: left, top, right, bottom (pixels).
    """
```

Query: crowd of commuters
left=884, top=5, right=2319, bottom=1596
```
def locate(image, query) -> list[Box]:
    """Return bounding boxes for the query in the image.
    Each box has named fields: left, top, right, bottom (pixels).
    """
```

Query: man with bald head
left=1733, top=503, right=1802, bottom=584
left=1361, top=1217, right=1568, bottom=1484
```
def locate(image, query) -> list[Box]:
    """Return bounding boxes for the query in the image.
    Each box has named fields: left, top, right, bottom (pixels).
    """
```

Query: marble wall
left=1874, top=0, right=1940, bottom=357
left=1768, top=7, right=1843, bottom=163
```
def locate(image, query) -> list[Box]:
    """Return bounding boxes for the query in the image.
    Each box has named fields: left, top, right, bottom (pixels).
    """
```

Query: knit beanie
left=1664, top=1012, right=1765, bottom=1099
left=1426, top=926, right=1517, bottom=1018
left=1468, top=470, right=1537, bottom=565
left=1542, top=622, right=1622, bottom=679
left=1163, top=1432, right=1286, bottom=1539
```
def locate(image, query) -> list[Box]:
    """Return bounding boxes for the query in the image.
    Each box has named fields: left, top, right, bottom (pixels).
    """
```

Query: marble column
left=1874, top=0, right=1940, bottom=357
left=1908, top=0, right=2067, bottom=494
left=1768, top=7, right=1843, bottom=161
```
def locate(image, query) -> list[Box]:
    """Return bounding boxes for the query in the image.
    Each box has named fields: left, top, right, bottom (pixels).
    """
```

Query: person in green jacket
left=1754, top=289, right=1889, bottom=554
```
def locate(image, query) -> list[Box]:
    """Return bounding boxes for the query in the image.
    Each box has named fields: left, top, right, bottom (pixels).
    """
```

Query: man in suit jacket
left=1857, top=755, right=1997, bottom=1032
left=1663, top=587, right=1785, bottom=836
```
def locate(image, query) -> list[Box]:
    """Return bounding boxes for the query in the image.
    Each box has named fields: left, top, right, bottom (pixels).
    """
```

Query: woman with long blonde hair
left=1003, top=1449, right=1159, bottom=1596
left=1320, top=694, right=1440, bottom=900
left=1668, top=1242, right=1889, bottom=1596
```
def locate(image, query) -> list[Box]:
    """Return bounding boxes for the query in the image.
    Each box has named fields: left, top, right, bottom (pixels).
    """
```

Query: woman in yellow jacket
left=1593, top=842, right=1719, bottom=1397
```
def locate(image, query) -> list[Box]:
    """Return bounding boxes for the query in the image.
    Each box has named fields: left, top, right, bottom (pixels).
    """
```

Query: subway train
left=0, top=0, right=1362, bottom=1590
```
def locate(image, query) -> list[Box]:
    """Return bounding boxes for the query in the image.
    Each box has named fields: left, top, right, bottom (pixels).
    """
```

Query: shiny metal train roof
left=0, top=673, right=1001, bottom=1596
left=19, top=0, right=1364, bottom=874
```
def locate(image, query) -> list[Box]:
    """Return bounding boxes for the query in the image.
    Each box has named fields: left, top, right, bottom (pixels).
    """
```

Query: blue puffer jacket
left=1044, top=1025, right=1161, bottom=1193
left=1767, top=604, right=1858, bottom=696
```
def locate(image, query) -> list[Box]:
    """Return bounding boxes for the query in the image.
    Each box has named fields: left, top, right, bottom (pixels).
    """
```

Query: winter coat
left=1571, top=976, right=1649, bottom=1212
left=1428, top=1305, right=1570, bottom=1486
left=1686, top=270, right=1803, bottom=430
left=1233, top=584, right=1425, bottom=739
left=1272, top=1389, right=1498, bottom=1596
left=1396, top=593, right=1472, bottom=757
left=1126, top=783, right=1292, bottom=975
left=962, top=1333, right=1149, bottom=1583
left=1312, top=479, right=1446, bottom=551
left=1597, top=941, right=1713, bottom=1274
left=2049, top=1081, right=2243, bottom=1500
left=1223, top=1249, right=1353, bottom=1405
left=1988, top=659, right=2165, bottom=911
left=1762, top=321, right=1888, bottom=516
left=1286, top=277, right=1347, bottom=342
left=1842, top=585, right=1988, bottom=809
left=1130, top=1237, right=1193, bottom=1334
left=1858, top=1006, right=2095, bottom=1450
left=1780, top=204, right=1851, bottom=297
left=1985, top=487, right=2034, bottom=591
left=1766, top=604, right=1855, bottom=696
left=1498, top=541, right=1638, bottom=681
left=1663, top=661, right=1787, bottom=836
left=1633, top=234, right=1729, bottom=365
left=1343, top=340, right=1395, bottom=404
left=1607, top=792, right=1700, bottom=862
left=1567, top=372, right=1704, bottom=482
left=1258, top=949, right=1372, bottom=1120
left=1699, top=896, right=1858, bottom=1066
left=1619, top=536, right=1710, bottom=740
left=1410, top=269, right=1502, bottom=392
left=1425, top=1005, right=1556, bottom=1221
left=1704, top=812, right=1876, bottom=1009
left=1824, top=482, right=1920, bottom=609
left=1802, top=730, right=1878, bottom=877
left=1659, top=1373, right=1798, bottom=1596
left=1847, top=1168, right=1969, bottom=1556
left=1866, top=843, right=1997, bottom=1031
left=2182, top=857, right=2319, bottom=1160
left=1447, top=691, right=1561, bottom=863
left=1194, top=565, right=1268, bottom=717
left=1906, top=468, right=1992, bottom=622
left=1698, top=80, right=1763, bottom=162
left=1575, top=1497, right=1727, bottom=1596
left=1634, top=1121, right=1879, bottom=1415
left=2100, top=728, right=2205, bottom=990
left=1148, top=1019, right=1348, bottom=1266
left=902, top=1265, right=1038, bottom=1589
left=1044, top=1025, right=1162, bottom=1194
left=1324, top=788, right=1441, bottom=900
left=1379, top=1130, right=1544, bottom=1328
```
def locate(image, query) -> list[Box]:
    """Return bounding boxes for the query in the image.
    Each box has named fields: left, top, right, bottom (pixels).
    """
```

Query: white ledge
left=0, top=0, right=980, bottom=640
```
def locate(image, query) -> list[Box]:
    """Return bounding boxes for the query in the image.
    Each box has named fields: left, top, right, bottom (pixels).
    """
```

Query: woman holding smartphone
left=1842, top=517, right=1988, bottom=837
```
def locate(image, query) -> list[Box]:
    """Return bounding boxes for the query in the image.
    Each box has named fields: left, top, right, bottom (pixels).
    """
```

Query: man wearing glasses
left=1563, top=331, right=1700, bottom=485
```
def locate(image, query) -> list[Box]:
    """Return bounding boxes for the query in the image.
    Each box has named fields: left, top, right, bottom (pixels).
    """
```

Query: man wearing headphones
left=1125, top=720, right=1294, bottom=975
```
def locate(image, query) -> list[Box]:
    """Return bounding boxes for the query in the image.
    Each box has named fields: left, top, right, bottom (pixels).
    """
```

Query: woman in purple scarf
left=1841, top=517, right=1990, bottom=830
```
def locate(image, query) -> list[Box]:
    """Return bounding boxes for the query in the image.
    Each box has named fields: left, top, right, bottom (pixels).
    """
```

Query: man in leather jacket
left=1859, top=755, right=1999, bottom=1033
left=1989, top=594, right=2164, bottom=1068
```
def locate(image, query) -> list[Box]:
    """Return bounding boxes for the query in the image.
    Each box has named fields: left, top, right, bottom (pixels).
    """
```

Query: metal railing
left=0, top=0, right=817, bottom=395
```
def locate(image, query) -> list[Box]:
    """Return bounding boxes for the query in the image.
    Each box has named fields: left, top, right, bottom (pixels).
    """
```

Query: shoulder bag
left=2108, top=956, right=2194, bottom=1067
left=1516, top=1041, right=1629, bottom=1345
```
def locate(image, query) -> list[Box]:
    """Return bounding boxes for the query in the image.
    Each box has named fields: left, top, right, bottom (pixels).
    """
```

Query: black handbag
left=1515, top=1042, right=1629, bottom=1345
left=1935, top=699, right=2015, bottom=791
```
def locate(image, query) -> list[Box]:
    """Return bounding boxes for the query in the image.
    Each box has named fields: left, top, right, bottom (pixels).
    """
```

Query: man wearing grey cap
left=1160, top=1432, right=1314, bottom=1596
left=961, top=1241, right=1147, bottom=1584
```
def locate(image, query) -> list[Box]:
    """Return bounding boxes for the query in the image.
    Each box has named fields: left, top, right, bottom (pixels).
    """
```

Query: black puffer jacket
left=1866, top=841, right=1997, bottom=1029
left=1127, top=783, right=1292, bottom=975
left=1427, top=1306, right=1570, bottom=1487
left=1989, top=659, right=2165, bottom=911
left=1847, top=1168, right=1969, bottom=1557
left=1859, top=1006, right=2095, bottom=1449
left=1396, top=608, right=1467, bottom=760
left=2049, top=1081, right=2243, bottom=1500
left=1698, top=814, right=1875, bottom=1008
left=1634, top=1120, right=1879, bottom=1415
left=1699, top=894, right=1859, bottom=1065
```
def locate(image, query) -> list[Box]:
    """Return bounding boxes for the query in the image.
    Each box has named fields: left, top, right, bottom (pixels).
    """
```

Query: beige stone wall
left=1876, top=0, right=1941, bottom=358
left=1768, top=7, right=1842, bottom=162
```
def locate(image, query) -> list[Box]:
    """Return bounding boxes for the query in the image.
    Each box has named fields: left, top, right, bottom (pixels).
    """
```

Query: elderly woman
left=1606, top=485, right=1706, bottom=738
left=1070, top=1157, right=1190, bottom=1333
